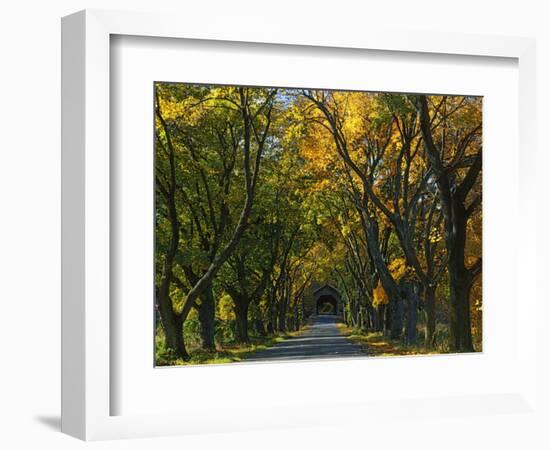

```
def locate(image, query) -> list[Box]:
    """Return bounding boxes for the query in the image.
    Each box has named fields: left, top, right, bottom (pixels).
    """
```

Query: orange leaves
left=373, top=259, right=413, bottom=307
left=388, top=257, right=414, bottom=281
left=373, top=281, right=389, bottom=307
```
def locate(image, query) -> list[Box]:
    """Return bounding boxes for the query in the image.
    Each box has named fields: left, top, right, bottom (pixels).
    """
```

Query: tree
left=154, top=85, right=483, bottom=364
left=300, top=90, right=405, bottom=338
left=155, top=85, right=276, bottom=359
left=415, top=95, right=482, bottom=352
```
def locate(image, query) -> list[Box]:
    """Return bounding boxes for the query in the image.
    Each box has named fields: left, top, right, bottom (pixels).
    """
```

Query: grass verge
left=156, top=327, right=308, bottom=366
left=337, top=323, right=446, bottom=357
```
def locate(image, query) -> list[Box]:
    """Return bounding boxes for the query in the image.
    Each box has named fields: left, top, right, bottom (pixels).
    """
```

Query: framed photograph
left=62, top=9, right=538, bottom=441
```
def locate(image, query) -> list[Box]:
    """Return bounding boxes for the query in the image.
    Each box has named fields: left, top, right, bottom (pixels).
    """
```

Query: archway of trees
left=154, top=83, right=483, bottom=365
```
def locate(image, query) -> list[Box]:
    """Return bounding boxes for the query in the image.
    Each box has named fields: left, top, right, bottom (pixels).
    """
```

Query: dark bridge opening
left=316, top=294, right=337, bottom=315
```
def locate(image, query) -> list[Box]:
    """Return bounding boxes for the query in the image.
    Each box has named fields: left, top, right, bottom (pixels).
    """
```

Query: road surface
left=245, top=315, right=365, bottom=362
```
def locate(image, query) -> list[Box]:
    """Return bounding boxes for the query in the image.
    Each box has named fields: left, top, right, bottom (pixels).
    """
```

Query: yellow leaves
left=383, top=200, right=395, bottom=215
left=298, top=124, right=342, bottom=197
left=217, top=293, right=235, bottom=321
left=372, top=259, right=414, bottom=308
left=465, top=256, right=479, bottom=268
left=473, top=298, right=482, bottom=312
left=398, top=198, right=406, bottom=213
left=388, top=257, right=414, bottom=281
left=155, top=84, right=245, bottom=128
left=341, top=95, right=366, bottom=139
left=341, top=223, right=351, bottom=237
left=373, top=281, right=388, bottom=307
left=157, top=95, right=205, bottom=126
left=428, top=228, right=443, bottom=244
left=157, top=96, right=184, bottom=120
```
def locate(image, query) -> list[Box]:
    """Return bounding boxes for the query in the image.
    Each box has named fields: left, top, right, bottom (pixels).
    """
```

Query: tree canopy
left=154, top=83, right=482, bottom=364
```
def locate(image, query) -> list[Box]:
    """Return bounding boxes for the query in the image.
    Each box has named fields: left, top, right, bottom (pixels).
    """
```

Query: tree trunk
left=278, top=295, right=288, bottom=332
left=449, top=270, right=474, bottom=352
left=287, top=317, right=294, bottom=332
left=253, top=318, right=267, bottom=336
left=294, top=305, right=300, bottom=331
left=342, top=303, right=349, bottom=325
left=390, top=294, right=404, bottom=340
left=366, top=302, right=375, bottom=331
left=445, top=204, right=475, bottom=352
left=198, top=284, right=216, bottom=350
left=361, top=211, right=401, bottom=317
left=384, top=303, right=392, bottom=335
left=360, top=306, right=368, bottom=329
left=156, top=294, right=189, bottom=360
left=425, top=285, right=436, bottom=348
left=354, top=302, right=359, bottom=328
left=234, top=300, right=250, bottom=343
left=417, top=95, right=480, bottom=353
left=266, top=285, right=274, bottom=334
left=405, top=283, right=418, bottom=346
left=379, top=305, right=386, bottom=332
left=270, top=301, right=279, bottom=333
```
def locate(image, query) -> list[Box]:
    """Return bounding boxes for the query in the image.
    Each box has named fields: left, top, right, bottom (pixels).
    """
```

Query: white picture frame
left=61, top=9, right=538, bottom=441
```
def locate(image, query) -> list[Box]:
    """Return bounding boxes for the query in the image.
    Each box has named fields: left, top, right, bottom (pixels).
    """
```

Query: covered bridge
left=312, top=284, right=342, bottom=315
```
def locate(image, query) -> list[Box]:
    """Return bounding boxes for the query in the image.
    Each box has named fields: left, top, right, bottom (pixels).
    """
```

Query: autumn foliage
left=154, top=83, right=482, bottom=364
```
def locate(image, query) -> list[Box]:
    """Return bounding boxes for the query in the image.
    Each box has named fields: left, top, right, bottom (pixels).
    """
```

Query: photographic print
left=154, top=83, right=482, bottom=366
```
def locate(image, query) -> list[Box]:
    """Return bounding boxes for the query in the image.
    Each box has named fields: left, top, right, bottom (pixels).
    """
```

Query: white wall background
left=0, top=1, right=547, bottom=449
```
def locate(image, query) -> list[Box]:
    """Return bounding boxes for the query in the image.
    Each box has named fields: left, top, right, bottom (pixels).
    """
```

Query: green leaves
left=155, top=83, right=483, bottom=363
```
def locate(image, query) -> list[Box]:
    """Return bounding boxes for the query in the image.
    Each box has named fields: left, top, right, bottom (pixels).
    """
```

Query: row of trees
left=155, top=84, right=319, bottom=361
left=155, top=83, right=482, bottom=362
left=296, top=91, right=482, bottom=351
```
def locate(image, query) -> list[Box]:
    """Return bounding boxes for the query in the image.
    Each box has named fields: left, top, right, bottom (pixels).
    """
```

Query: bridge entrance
left=313, top=284, right=341, bottom=315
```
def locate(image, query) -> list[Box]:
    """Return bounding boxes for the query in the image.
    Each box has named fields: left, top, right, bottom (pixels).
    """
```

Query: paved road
left=245, top=315, right=365, bottom=362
